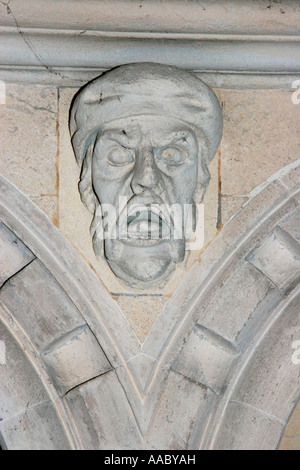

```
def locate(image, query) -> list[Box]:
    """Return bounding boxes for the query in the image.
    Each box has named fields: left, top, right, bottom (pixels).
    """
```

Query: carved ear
left=78, top=145, right=97, bottom=213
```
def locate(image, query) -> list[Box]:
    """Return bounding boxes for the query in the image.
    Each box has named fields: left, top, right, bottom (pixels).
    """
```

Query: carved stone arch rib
left=0, top=160, right=299, bottom=449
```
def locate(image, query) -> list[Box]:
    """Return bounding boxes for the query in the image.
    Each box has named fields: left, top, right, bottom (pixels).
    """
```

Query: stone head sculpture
left=69, top=63, right=222, bottom=286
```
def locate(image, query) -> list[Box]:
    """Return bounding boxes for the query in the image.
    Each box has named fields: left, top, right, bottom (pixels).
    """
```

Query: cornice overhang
left=1, top=0, right=300, bottom=87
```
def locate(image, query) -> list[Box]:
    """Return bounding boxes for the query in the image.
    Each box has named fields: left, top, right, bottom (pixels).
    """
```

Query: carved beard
left=89, top=199, right=189, bottom=285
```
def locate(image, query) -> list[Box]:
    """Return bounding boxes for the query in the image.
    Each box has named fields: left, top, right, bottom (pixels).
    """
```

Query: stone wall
left=0, top=0, right=299, bottom=450
left=1, top=83, right=299, bottom=341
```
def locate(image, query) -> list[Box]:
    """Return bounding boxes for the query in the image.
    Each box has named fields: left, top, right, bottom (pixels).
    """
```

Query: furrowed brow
left=154, top=130, right=191, bottom=147
left=99, top=129, right=140, bottom=148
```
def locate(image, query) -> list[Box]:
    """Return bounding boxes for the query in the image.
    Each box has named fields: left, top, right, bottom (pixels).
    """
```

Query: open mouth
left=119, top=204, right=171, bottom=246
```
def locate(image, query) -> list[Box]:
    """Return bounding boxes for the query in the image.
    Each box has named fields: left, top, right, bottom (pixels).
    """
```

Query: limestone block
left=172, top=325, right=238, bottom=394
left=199, top=261, right=277, bottom=342
left=0, top=322, right=49, bottom=421
left=127, top=354, right=157, bottom=392
left=202, top=154, right=219, bottom=243
left=1, top=259, right=84, bottom=350
left=146, top=370, right=216, bottom=450
left=279, top=163, right=300, bottom=191
left=30, top=195, right=58, bottom=226
left=213, top=401, right=284, bottom=450
left=0, top=85, right=58, bottom=196
left=221, top=196, right=248, bottom=225
left=41, top=324, right=112, bottom=395
left=115, top=295, right=168, bottom=343
left=247, top=226, right=300, bottom=293
left=66, top=371, right=141, bottom=450
left=0, top=401, right=72, bottom=450
left=0, top=222, right=35, bottom=287
left=207, top=180, right=290, bottom=259
left=229, top=294, right=300, bottom=423
left=219, top=90, right=300, bottom=196
left=279, top=207, right=300, bottom=244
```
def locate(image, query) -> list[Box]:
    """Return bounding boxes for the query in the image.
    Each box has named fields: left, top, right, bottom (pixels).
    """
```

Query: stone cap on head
left=69, top=62, right=223, bottom=168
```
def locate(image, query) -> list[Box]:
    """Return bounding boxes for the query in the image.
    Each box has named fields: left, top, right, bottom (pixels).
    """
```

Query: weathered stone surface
left=115, top=295, right=168, bottom=343
left=0, top=85, right=58, bottom=196
left=66, top=371, right=141, bottom=450
left=213, top=401, right=284, bottom=450
left=229, top=293, right=300, bottom=423
left=172, top=324, right=238, bottom=394
left=1, top=259, right=84, bottom=351
left=41, top=324, right=112, bottom=395
left=0, top=222, right=35, bottom=287
left=30, top=195, right=58, bottom=226
left=221, top=196, right=248, bottom=225
left=279, top=163, right=300, bottom=191
left=69, top=63, right=222, bottom=287
left=58, top=87, right=123, bottom=292
left=279, top=206, right=300, bottom=244
left=146, top=370, right=216, bottom=450
left=0, top=401, right=72, bottom=450
left=59, top=69, right=220, bottom=297
left=202, top=154, right=219, bottom=243
left=127, top=354, right=157, bottom=392
left=0, top=321, right=49, bottom=421
left=1, top=155, right=299, bottom=450
left=219, top=89, right=300, bottom=196
left=198, top=261, right=277, bottom=342
left=247, top=226, right=300, bottom=293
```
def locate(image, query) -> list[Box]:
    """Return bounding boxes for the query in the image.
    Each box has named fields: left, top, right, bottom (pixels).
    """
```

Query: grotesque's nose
left=131, top=147, right=164, bottom=194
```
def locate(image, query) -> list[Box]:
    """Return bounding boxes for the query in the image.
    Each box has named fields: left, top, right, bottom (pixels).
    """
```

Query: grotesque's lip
left=118, top=200, right=172, bottom=246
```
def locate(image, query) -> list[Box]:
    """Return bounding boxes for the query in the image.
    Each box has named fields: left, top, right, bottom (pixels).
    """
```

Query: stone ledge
left=1, top=0, right=300, bottom=85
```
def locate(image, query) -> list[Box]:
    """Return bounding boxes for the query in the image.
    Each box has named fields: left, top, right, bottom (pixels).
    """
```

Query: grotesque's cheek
left=165, top=164, right=198, bottom=206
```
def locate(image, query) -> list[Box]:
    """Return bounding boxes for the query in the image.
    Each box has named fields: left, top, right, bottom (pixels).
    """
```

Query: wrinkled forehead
left=96, top=115, right=199, bottom=148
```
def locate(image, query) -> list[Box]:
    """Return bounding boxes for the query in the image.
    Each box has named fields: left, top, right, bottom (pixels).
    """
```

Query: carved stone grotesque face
left=70, top=63, right=222, bottom=286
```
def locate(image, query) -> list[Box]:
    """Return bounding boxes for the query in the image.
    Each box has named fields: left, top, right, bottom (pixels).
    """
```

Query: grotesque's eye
left=107, top=146, right=134, bottom=166
left=157, top=146, right=187, bottom=166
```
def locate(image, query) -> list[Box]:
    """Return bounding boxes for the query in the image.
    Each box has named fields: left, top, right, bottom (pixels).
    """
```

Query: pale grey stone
left=279, top=164, right=300, bottom=192
left=59, top=86, right=219, bottom=298
left=247, top=226, right=300, bottom=293
left=1, top=160, right=300, bottom=450
left=1, top=259, right=84, bottom=351
left=0, top=322, right=49, bottom=421
left=221, top=196, right=248, bottom=225
left=127, top=354, right=157, bottom=393
left=213, top=401, right=284, bottom=450
left=2, top=0, right=300, bottom=36
left=0, top=401, right=72, bottom=450
left=0, top=222, right=35, bottom=287
left=146, top=370, right=216, bottom=450
left=0, top=175, right=141, bottom=367
left=219, top=90, right=300, bottom=196
left=279, top=207, right=300, bottom=244
left=1, top=0, right=300, bottom=85
left=229, top=293, right=300, bottom=423
left=66, top=371, right=142, bottom=450
left=172, top=324, right=239, bottom=394
left=69, top=63, right=222, bottom=287
left=29, top=195, right=58, bottom=226
left=0, top=85, right=57, bottom=197
left=199, top=261, right=277, bottom=342
left=41, top=324, right=112, bottom=395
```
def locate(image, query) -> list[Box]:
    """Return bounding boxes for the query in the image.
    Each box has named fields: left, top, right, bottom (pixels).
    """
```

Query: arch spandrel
left=0, top=161, right=299, bottom=449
